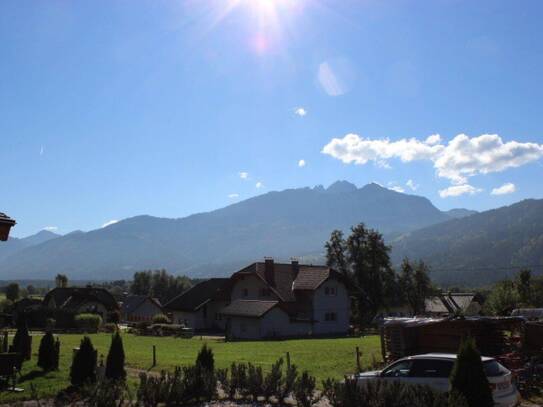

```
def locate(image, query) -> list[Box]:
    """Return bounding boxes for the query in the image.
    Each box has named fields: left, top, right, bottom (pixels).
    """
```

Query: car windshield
left=483, top=360, right=505, bottom=377
left=382, top=360, right=413, bottom=377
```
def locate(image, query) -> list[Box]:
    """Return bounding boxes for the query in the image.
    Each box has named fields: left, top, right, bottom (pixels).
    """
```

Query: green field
left=0, top=333, right=381, bottom=403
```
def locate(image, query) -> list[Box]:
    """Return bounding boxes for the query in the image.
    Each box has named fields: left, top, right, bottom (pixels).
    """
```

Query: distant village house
left=43, top=287, right=119, bottom=320
left=121, top=295, right=163, bottom=322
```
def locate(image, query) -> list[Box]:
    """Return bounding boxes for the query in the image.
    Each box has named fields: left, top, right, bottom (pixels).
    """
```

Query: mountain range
left=1, top=181, right=541, bottom=286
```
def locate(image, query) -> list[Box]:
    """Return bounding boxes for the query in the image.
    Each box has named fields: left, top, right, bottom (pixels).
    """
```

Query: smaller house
left=12, top=297, right=43, bottom=322
left=121, top=295, right=163, bottom=322
left=425, top=293, right=483, bottom=317
left=43, top=287, right=119, bottom=321
left=164, top=278, right=230, bottom=331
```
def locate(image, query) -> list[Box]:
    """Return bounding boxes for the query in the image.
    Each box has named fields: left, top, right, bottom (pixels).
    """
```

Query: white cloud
left=255, top=181, right=263, bottom=189
left=43, top=226, right=58, bottom=232
left=40, top=145, right=45, bottom=156
left=425, top=134, right=441, bottom=145
left=491, top=182, right=516, bottom=196
left=322, top=133, right=543, bottom=185
left=102, top=220, right=119, bottom=228
left=228, top=193, right=240, bottom=199
left=439, top=184, right=482, bottom=198
left=406, top=179, right=418, bottom=191
left=294, top=107, right=307, bottom=117
left=239, top=172, right=249, bottom=179
left=389, top=185, right=405, bottom=193
left=298, top=159, right=306, bottom=167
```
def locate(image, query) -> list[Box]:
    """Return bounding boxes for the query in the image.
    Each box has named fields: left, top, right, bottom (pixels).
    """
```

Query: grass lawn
left=0, top=333, right=381, bottom=403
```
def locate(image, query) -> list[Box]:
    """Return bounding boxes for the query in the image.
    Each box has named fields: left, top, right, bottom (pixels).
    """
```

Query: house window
left=259, top=288, right=271, bottom=297
left=325, top=286, right=337, bottom=296
left=242, top=288, right=249, bottom=297
left=325, top=312, right=337, bottom=322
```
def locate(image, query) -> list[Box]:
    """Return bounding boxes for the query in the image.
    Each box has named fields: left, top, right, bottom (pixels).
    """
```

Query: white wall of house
left=172, top=301, right=228, bottom=331
left=230, top=275, right=279, bottom=302
left=311, top=278, right=350, bottom=335
left=125, top=300, right=162, bottom=322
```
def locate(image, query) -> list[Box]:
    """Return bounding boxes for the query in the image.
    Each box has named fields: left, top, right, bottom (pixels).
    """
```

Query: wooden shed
left=380, top=316, right=524, bottom=363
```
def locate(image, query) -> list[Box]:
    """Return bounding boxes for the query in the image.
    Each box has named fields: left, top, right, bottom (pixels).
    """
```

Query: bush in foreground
left=70, top=336, right=98, bottom=386
left=11, top=318, right=32, bottom=360
left=449, top=337, right=493, bottom=407
left=105, top=331, right=126, bottom=381
left=38, top=331, right=60, bottom=371
left=152, top=313, right=170, bottom=324
left=195, top=343, right=214, bottom=372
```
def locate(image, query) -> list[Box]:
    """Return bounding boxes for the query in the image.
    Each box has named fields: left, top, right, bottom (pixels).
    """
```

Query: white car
left=356, top=353, right=520, bottom=407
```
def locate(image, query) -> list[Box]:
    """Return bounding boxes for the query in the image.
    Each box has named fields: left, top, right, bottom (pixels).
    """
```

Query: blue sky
left=1, top=0, right=542, bottom=237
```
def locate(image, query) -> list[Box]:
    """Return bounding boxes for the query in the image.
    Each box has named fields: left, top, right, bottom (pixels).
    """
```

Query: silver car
left=356, top=353, right=520, bottom=407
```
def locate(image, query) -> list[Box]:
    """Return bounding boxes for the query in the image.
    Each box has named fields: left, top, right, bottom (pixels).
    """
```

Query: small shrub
left=152, top=313, right=170, bottom=324
left=282, top=362, right=298, bottom=401
left=147, top=323, right=183, bottom=336
left=75, top=313, right=103, bottom=333
left=11, top=319, right=32, bottom=360
left=230, top=362, right=248, bottom=400
left=294, top=371, right=317, bottom=407
left=449, top=337, right=493, bottom=407
left=263, top=357, right=283, bottom=401
left=38, top=331, right=59, bottom=371
left=195, top=343, right=214, bottom=372
left=70, top=336, right=98, bottom=386
left=247, top=363, right=264, bottom=401
left=105, top=331, right=126, bottom=381
left=216, top=368, right=230, bottom=399
left=135, top=321, right=151, bottom=331
left=82, top=378, right=131, bottom=407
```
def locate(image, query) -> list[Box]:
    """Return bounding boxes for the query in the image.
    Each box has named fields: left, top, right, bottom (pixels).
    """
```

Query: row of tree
left=325, top=223, right=434, bottom=326
left=130, top=269, right=192, bottom=303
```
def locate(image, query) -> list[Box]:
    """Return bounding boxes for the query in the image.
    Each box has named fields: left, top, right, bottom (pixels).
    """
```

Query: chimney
left=264, top=257, right=275, bottom=287
left=291, top=258, right=299, bottom=277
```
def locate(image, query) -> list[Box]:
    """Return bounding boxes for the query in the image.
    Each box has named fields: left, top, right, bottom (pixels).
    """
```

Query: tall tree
left=55, top=274, right=68, bottom=288
left=486, top=279, right=520, bottom=315
left=516, top=269, right=532, bottom=305
left=5, top=283, right=20, bottom=302
left=38, top=331, right=59, bottom=371
left=325, top=230, right=349, bottom=277
left=399, top=259, right=432, bottom=315
left=325, top=223, right=395, bottom=326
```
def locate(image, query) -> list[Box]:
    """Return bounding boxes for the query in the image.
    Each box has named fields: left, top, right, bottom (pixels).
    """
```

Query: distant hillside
left=391, top=199, right=543, bottom=285
left=0, top=230, right=60, bottom=262
left=445, top=208, right=478, bottom=219
left=0, top=182, right=450, bottom=280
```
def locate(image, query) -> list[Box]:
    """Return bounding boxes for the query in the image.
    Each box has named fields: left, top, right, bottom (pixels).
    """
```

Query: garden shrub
left=216, top=368, right=230, bottom=398
left=264, top=357, right=283, bottom=401
left=147, top=323, right=183, bottom=336
left=247, top=363, right=264, bottom=401
left=230, top=362, right=248, bottom=400
left=11, top=318, right=32, bottom=360
left=282, top=362, right=298, bottom=401
left=70, top=336, right=98, bottom=386
left=75, top=313, right=103, bottom=333
left=152, top=313, right=170, bottom=324
left=105, top=331, right=126, bottom=381
left=38, top=331, right=59, bottom=371
left=294, top=370, right=317, bottom=407
left=195, top=343, right=214, bottom=372
left=449, top=337, right=493, bottom=407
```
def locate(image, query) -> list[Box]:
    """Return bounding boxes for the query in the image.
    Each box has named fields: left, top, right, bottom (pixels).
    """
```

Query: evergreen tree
left=5, top=283, right=20, bottom=302
left=38, top=331, right=59, bottom=371
left=105, top=331, right=126, bottom=381
left=195, top=343, right=214, bottom=372
left=399, top=258, right=432, bottom=315
left=449, top=337, right=494, bottom=407
left=70, top=336, right=97, bottom=386
left=55, top=274, right=69, bottom=288
left=325, top=230, right=349, bottom=276
left=11, top=317, right=32, bottom=360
